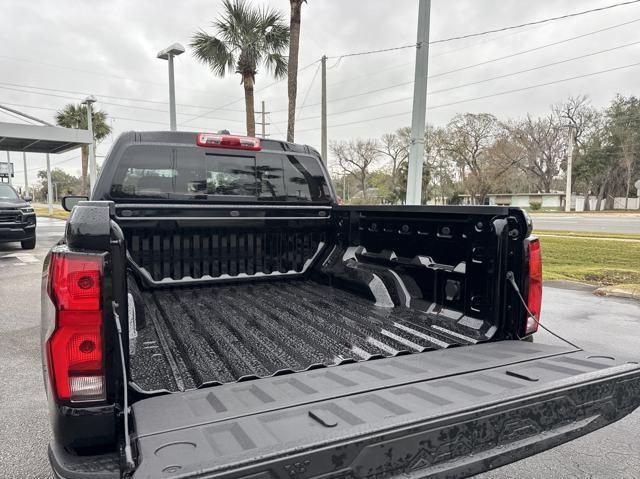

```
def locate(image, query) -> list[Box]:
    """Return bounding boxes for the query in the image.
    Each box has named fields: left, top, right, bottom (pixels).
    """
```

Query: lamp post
left=82, top=95, right=97, bottom=195
left=157, top=43, right=185, bottom=131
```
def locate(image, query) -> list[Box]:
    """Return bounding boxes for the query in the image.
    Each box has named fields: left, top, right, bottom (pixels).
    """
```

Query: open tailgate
left=131, top=341, right=640, bottom=479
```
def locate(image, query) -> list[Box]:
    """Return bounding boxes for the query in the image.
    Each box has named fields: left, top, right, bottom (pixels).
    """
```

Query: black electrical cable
left=506, top=271, right=581, bottom=350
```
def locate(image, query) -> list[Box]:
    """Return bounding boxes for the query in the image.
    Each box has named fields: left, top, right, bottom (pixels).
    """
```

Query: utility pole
left=342, top=175, right=346, bottom=200
left=321, top=55, right=327, bottom=164
left=22, top=152, right=28, bottom=197
left=565, top=125, right=575, bottom=212
left=260, top=101, right=270, bottom=139
left=5, top=151, right=11, bottom=186
left=405, top=0, right=431, bottom=205
left=46, top=153, right=53, bottom=216
left=83, top=95, right=97, bottom=196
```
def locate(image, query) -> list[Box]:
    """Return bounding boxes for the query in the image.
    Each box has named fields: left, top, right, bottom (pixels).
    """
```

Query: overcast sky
left=1, top=0, right=639, bottom=187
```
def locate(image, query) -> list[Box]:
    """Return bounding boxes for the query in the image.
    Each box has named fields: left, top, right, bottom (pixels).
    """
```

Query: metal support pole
left=22, top=152, right=28, bottom=197
left=565, top=126, right=575, bottom=212
left=46, top=153, right=53, bottom=216
left=405, top=0, right=431, bottom=205
left=261, top=101, right=266, bottom=139
left=5, top=151, right=11, bottom=186
left=86, top=101, right=96, bottom=195
left=168, top=54, right=177, bottom=131
left=321, top=55, right=327, bottom=164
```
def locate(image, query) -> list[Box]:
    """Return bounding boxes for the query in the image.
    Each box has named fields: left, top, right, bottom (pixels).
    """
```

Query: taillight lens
left=196, top=133, right=261, bottom=150
left=525, top=237, right=542, bottom=335
left=46, top=253, right=105, bottom=402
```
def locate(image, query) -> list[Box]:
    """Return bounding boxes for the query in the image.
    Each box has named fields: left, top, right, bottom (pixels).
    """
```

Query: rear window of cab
left=108, top=145, right=332, bottom=203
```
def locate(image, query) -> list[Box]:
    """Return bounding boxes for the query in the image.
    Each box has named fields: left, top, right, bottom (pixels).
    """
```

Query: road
left=0, top=218, right=639, bottom=478
left=531, top=213, right=640, bottom=234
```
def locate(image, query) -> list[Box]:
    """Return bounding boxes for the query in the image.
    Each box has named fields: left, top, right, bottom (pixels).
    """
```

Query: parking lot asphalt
left=0, top=218, right=639, bottom=478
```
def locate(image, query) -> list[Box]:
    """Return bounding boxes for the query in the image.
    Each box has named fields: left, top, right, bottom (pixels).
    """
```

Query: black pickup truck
left=42, top=131, right=640, bottom=479
left=0, top=183, right=36, bottom=249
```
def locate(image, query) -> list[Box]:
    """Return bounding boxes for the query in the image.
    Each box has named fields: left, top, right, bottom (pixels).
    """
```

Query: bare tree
left=554, top=96, right=604, bottom=210
left=506, top=114, right=566, bottom=193
left=439, top=113, right=518, bottom=204
left=376, top=127, right=410, bottom=199
left=330, top=139, right=379, bottom=199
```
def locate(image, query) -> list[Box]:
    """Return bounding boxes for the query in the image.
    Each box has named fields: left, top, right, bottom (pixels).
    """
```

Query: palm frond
left=264, top=52, right=288, bottom=79
left=190, top=31, right=235, bottom=77
left=92, top=110, right=112, bottom=141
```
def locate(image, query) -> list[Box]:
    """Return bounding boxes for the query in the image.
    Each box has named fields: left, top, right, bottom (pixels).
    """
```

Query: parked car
left=42, top=131, right=640, bottom=479
left=0, top=183, right=36, bottom=249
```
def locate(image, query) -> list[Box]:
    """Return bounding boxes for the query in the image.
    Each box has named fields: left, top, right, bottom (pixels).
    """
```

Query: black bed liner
left=130, top=279, right=496, bottom=393
left=131, top=340, right=640, bottom=479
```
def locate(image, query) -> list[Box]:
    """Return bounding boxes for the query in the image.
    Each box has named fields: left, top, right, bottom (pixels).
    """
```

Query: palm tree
left=286, top=0, right=306, bottom=143
left=55, top=104, right=111, bottom=195
left=191, top=0, right=289, bottom=137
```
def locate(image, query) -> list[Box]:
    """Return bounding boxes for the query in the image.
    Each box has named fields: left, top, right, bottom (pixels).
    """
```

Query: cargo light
left=196, top=133, right=261, bottom=151
left=525, top=237, right=542, bottom=335
left=46, top=253, right=105, bottom=402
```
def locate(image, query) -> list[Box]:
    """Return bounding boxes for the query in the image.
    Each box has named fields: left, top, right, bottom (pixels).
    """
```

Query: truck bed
left=130, top=279, right=497, bottom=393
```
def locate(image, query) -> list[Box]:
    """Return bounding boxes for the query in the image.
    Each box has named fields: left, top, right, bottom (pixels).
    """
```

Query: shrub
left=529, top=201, right=542, bottom=211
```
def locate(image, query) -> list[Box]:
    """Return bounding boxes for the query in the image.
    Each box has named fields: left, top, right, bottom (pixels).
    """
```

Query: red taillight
left=525, top=238, right=542, bottom=335
left=196, top=133, right=261, bottom=150
left=46, top=253, right=105, bottom=402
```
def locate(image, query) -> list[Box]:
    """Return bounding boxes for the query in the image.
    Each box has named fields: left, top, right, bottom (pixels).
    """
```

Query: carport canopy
left=0, top=121, right=92, bottom=154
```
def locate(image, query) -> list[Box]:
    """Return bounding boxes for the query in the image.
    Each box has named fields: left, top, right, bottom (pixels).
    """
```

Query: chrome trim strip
left=129, top=241, right=326, bottom=286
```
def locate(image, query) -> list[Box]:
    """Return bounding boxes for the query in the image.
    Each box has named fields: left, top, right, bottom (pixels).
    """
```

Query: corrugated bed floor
left=130, top=280, right=495, bottom=393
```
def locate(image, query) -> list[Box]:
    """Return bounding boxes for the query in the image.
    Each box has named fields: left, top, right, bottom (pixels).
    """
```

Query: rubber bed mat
left=130, top=279, right=496, bottom=393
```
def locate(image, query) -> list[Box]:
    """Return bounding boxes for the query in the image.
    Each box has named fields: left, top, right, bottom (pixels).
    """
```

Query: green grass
left=535, top=230, right=640, bottom=241
left=540, top=236, right=640, bottom=286
left=35, top=207, right=69, bottom=220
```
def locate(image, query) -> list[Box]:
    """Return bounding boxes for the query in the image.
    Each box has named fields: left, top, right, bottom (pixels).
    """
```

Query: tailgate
left=131, top=341, right=640, bottom=479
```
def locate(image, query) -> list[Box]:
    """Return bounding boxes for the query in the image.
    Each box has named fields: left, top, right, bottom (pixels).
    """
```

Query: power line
left=0, top=108, right=38, bottom=125
left=296, top=60, right=640, bottom=133
left=288, top=39, right=640, bottom=123
left=325, top=20, right=558, bottom=90
left=0, top=55, right=220, bottom=95
left=326, top=0, right=640, bottom=59
left=0, top=84, right=247, bottom=123
left=0, top=99, right=225, bottom=131
left=0, top=80, right=246, bottom=113
left=430, top=0, right=640, bottom=44
left=271, top=17, right=640, bottom=116
left=297, top=63, right=321, bottom=120
left=178, top=59, right=321, bottom=126
left=429, top=17, right=640, bottom=79
left=428, top=61, right=640, bottom=110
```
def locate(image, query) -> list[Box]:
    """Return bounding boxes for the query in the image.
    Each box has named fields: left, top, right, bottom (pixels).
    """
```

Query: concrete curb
left=543, top=280, right=597, bottom=292
left=594, top=285, right=640, bottom=301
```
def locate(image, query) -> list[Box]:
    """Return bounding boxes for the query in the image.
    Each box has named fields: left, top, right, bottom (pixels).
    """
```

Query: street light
left=157, top=43, right=185, bottom=131
left=82, top=95, right=97, bottom=196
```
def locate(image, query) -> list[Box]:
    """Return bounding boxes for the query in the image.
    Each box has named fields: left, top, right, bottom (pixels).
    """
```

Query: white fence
left=572, top=196, right=640, bottom=211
